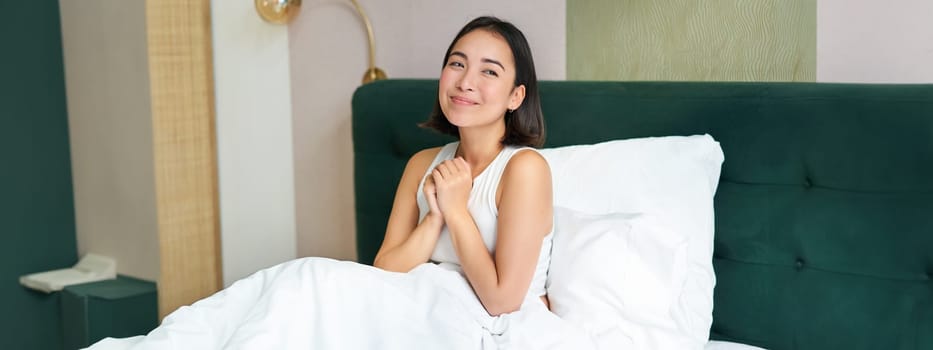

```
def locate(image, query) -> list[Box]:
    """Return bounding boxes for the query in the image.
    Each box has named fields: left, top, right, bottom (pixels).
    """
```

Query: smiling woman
left=375, top=16, right=554, bottom=315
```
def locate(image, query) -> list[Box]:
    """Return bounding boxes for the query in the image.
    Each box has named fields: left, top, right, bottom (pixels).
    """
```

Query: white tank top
left=416, top=142, right=553, bottom=299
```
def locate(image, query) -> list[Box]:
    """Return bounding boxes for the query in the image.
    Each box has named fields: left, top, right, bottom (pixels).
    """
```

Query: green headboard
left=351, top=80, right=933, bottom=349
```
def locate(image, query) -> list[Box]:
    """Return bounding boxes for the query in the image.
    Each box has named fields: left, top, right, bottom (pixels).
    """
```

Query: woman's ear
left=509, top=84, right=526, bottom=111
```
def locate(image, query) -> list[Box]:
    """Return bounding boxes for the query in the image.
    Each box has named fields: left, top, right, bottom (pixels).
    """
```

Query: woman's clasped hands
left=424, top=157, right=473, bottom=222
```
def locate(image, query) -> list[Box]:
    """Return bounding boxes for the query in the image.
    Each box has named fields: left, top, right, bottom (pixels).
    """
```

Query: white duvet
left=86, top=257, right=762, bottom=350
left=87, top=257, right=595, bottom=350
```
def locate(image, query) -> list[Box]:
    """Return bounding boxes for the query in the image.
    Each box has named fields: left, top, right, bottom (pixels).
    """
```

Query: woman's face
left=438, top=29, right=525, bottom=131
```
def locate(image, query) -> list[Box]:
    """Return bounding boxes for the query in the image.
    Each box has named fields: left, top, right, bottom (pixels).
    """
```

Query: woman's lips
left=450, top=96, right=478, bottom=105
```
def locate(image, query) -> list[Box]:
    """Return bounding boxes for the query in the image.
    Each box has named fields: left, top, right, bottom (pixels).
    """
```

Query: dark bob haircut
left=420, top=16, right=545, bottom=148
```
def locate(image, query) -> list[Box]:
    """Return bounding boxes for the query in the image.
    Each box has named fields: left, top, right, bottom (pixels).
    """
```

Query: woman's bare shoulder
left=504, top=148, right=550, bottom=178
left=401, top=147, right=444, bottom=179
left=408, top=147, right=443, bottom=167
left=497, top=149, right=551, bottom=205
left=412, top=147, right=443, bottom=161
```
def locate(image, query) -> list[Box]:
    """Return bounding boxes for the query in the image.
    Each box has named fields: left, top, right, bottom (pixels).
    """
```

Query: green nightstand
left=60, top=275, right=158, bottom=349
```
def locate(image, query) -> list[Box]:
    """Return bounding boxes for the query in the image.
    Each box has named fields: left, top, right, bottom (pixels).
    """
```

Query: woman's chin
left=443, top=113, right=470, bottom=128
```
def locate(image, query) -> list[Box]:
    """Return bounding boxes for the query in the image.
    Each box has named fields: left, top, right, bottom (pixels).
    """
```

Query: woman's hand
left=422, top=173, right=444, bottom=224
left=432, top=157, right=473, bottom=218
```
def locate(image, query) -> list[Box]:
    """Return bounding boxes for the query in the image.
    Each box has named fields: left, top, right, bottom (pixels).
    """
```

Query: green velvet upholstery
left=1, top=1, right=77, bottom=349
left=352, top=79, right=933, bottom=350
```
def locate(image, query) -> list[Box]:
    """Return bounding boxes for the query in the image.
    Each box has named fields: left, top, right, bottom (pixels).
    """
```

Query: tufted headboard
left=351, top=80, right=933, bottom=349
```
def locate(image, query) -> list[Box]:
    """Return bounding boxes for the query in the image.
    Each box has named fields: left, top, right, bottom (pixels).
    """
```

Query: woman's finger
left=423, top=175, right=435, bottom=192
left=437, top=162, right=453, bottom=179
left=454, top=157, right=471, bottom=175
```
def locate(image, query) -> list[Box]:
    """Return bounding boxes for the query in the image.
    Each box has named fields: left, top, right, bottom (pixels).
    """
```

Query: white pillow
left=547, top=208, right=688, bottom=324
left=541, top=135, right=724, bottom=346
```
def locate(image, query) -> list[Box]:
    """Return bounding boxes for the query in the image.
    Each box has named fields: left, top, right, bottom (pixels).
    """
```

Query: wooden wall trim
left=145, top=0, right=222, bottom=318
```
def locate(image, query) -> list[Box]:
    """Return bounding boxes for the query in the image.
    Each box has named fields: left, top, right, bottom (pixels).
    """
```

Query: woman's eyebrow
left=481, top=58, right=505, bottom=71
left=449, top=51, right=506, bottom=71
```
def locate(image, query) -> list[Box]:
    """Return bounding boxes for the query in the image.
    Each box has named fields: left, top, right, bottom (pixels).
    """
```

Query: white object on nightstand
left=19, top=253, right=117, bottom=293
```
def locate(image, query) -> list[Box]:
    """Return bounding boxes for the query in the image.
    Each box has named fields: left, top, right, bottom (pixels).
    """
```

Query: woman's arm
left=373, top=148, right=445, bottom=273
left=434, top=150, right=553, bottom=316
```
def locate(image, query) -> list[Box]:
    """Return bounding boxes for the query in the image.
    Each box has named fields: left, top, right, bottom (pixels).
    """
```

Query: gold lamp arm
left=349, top=0, right=375, bottom=72
left=349, top=0, right=386, bottom=84
left=256, top=0, right=386, bottom=84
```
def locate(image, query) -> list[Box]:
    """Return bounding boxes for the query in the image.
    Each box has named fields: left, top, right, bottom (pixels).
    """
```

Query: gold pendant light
left=255, top=0, right=301, bottom=25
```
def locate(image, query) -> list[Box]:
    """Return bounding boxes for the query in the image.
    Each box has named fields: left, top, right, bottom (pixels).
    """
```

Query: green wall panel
left=568, top=0, right=816, bottom=81
left=0, top=0, right=77, bottom=349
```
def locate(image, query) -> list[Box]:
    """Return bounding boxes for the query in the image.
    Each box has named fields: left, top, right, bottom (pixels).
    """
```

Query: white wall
left=818, top=0, right=933, bottom=83
left=288, top=0, right=566, bottom=260
left=60, top=0, right=160, bottom=281
left=212, top=0, right=298, bottom=285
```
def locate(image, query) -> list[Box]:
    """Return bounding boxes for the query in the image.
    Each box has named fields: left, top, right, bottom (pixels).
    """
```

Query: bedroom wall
left=59, top=0, right=160, bottom=283
left=1, top=1, right=76, bottom=348
left=288, top=0, right=566, bottom=262
left=816, top=0, right=933, bottom=83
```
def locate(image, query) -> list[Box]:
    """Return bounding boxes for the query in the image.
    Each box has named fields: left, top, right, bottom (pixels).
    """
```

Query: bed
left=351, top=80, right=933, bottom=349
left=86, top=80, right=932, bottom=349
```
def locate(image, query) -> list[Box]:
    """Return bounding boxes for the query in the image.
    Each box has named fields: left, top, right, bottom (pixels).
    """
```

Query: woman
left=88, top=17, right=583, bottom=350
left=373, top=16, right=554, bottom=315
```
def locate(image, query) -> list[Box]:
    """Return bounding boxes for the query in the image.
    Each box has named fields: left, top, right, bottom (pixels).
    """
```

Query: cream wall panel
left=568, top=0, right=816, bottom=81
left=213, top=0, right=298, bottom=286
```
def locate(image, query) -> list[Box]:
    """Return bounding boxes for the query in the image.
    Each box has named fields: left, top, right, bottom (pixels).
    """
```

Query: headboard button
left=795, top=259, right=805, bottom=270
left=803, top=177, right=813, bottom=188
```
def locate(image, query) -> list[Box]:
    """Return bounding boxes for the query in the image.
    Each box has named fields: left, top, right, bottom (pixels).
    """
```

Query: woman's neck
left=456, top=128, right=506, bottom=178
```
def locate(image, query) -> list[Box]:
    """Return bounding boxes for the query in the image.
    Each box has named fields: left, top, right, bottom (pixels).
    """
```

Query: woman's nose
left=456, top=71, right=476, bottom=92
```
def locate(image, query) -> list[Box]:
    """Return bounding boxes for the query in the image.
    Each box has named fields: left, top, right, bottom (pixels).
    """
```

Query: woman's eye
left=448, top=61, right=464, bottom=68
left=483, top=70, right=499, bottom=77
